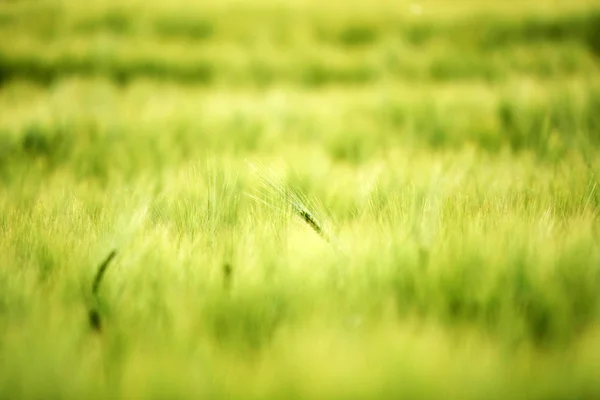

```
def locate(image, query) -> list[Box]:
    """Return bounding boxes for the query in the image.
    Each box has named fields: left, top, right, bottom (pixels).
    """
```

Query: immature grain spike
left=291, top=200, right=327, bottom=241
left=88, top=250, right=117, bottom=332
left=88, top=308, right=102, bottom=332
left=249, top=166, right=335, bottom=244
left=223, top=263, right=233, bottom=290
left=92, top=250, right=117, bottom=296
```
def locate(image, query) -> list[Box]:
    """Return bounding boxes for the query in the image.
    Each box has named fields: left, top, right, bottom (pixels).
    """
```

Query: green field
left=1, top=0, right=600, bottom=398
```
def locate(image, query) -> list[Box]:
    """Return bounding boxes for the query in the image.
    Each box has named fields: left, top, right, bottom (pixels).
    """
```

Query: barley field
left=1, top=0, right=600, bottom=399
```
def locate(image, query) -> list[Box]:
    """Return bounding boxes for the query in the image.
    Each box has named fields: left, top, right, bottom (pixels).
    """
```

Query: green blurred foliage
left=1, top=1, right=600, bottom=399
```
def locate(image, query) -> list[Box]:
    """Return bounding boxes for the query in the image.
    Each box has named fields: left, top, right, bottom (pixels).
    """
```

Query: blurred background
left=1, top=1, right=600, bottom=399
left=0, top=0, right=599, bottom=172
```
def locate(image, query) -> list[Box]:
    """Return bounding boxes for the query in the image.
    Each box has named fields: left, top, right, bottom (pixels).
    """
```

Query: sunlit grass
left=1, top=0, right=599, bottom=399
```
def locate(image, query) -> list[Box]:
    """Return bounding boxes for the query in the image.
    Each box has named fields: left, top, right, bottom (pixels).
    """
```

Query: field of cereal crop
left=1, top=1, right=600, bottom=398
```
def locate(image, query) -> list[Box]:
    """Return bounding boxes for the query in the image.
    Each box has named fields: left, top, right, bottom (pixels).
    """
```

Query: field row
left=1, top=148, right=598, bottom=347
left=1, top=0, right=598, bottom=44
left=0, top=3, right=599, bottom=84
left=0, top=78, right=598, bottom=182
left=1, top=38, right=596, bottom=85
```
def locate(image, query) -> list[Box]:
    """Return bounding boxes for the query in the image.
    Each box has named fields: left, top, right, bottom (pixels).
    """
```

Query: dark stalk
left=89, top=249, right=117, bottom=332
left=92, top=250, right=117, bottom=296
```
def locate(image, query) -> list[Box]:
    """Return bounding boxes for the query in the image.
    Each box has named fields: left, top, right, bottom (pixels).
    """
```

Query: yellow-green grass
left=1, top=0, right=599, bottom=84
left=1, top=0, right=600, bottom=399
